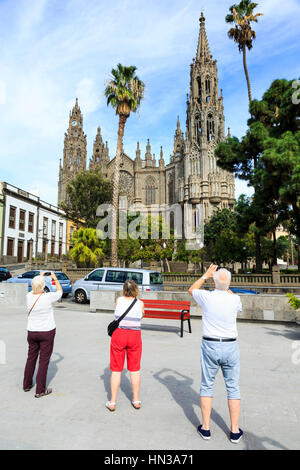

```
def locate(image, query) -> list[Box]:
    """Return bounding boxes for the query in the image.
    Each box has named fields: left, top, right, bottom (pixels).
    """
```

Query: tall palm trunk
left=242, top=45, right=252, bottom=104
left=255, top=232, right=262, bottom=273
left=111, top=114, right=127, bottom=267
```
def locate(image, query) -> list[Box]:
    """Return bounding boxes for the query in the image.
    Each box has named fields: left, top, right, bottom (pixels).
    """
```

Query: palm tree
left=70, top=228, right=105, bottom=267
left=226, top=1, right=263, bottom=104
left=105, top=64, right=145, bottom=267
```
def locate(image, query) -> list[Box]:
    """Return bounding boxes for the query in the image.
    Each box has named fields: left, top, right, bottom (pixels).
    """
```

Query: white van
left=72, top=267, right=163, bottom=304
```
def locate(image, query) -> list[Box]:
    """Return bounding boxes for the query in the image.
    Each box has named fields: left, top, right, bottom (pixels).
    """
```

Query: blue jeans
left=200, top=339, right=241, bottom=400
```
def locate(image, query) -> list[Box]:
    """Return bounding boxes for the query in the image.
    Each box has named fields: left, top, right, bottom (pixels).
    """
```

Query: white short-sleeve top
left=26, top=291, right=62, bottom=332
left=114, top=296, right=143, bottom=330
left=192, top=289, right=242, bottom=339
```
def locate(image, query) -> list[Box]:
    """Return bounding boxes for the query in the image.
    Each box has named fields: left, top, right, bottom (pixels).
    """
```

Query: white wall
left=38, top=204, right=67, bottom=256
left=3, top=194, right=38, bottom=258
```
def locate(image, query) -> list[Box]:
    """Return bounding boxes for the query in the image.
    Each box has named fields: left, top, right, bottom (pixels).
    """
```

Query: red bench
left=141, top=299, right=191, bottom=338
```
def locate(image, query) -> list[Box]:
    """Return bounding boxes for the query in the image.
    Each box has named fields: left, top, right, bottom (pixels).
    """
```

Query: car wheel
left=75, top=289, right=87, bottom=304
left=44, top=287, right=50, bottom=293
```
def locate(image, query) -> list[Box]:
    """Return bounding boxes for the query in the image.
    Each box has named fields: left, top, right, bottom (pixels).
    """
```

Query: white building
left=0, top=182, right=67, bottom=264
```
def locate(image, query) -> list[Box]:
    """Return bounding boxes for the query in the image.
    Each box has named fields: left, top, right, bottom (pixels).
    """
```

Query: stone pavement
left=0, top=305, right=300, bottom=450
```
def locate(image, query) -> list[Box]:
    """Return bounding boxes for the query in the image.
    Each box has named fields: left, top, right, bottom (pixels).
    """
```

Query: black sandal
left=35, top=388, right=52, bottom=398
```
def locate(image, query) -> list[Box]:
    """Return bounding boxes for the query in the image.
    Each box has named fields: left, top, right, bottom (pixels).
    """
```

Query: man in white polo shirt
left=188, top=264, right=243, bottom=444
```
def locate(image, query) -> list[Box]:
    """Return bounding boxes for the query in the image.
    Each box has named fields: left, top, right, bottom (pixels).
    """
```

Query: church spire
left=196, top=12, right=212, bottom=62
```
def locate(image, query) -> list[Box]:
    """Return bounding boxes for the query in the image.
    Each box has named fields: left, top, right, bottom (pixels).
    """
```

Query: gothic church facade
left=58, top=13, right=235, bottom=223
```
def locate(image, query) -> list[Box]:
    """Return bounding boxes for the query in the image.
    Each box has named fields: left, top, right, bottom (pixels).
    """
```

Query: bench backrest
left=141, top=299, right=190, bottom=320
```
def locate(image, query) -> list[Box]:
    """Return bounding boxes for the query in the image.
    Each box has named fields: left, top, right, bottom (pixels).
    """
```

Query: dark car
left=0, top=267, right=12, bottom=282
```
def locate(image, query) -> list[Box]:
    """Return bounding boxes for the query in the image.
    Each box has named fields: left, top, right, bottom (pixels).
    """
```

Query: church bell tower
left=58, top=99, right=87, bottom=205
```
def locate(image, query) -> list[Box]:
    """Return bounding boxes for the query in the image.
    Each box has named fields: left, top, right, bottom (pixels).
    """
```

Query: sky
left=0, top=0, right=299, bottom=206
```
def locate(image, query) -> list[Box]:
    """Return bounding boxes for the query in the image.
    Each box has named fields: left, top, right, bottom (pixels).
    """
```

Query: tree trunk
left=243, top=45, right=252, bottom=104
left=111, top=114, right=127, bottom=267
left=255, top=232, right=262, bottom=273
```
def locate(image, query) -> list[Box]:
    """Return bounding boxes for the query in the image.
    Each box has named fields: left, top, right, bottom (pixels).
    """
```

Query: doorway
left=17, top=241, right=24, bottom=263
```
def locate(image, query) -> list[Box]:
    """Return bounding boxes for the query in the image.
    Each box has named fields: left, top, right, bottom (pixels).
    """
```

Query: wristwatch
left=201, top=276, right=207, bottom=281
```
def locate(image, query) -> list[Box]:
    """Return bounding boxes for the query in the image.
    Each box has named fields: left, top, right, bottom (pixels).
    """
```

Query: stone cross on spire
left=196, top=12, right=211, bottom=62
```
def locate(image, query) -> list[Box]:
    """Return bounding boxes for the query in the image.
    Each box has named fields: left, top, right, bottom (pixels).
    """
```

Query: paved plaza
left=0, top=303, right=300, bottom=450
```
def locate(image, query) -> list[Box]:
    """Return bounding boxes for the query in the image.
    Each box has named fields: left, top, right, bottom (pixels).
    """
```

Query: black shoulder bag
left=107, top=298, right=138, bottom=337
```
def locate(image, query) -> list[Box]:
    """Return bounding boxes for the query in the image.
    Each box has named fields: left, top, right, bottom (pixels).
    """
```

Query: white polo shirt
left=192, top=289, right=242, bottom=339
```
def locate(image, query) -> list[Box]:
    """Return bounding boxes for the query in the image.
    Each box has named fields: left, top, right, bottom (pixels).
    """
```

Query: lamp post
left=162, top=242, right=167, bottom=273
left=140, top=245, right=144, bottom=269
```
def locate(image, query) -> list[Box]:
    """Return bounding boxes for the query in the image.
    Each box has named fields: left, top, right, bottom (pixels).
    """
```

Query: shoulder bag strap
left=28, top=293, right=44, bottom=317
left=116, top=297, right=138, bottom=326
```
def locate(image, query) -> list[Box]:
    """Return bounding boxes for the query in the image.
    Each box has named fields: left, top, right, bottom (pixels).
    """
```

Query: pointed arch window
left=197, top=77, right=202, bottom=99
left=207, top=114, right=215, bottom=142
left=145, top=177, right=156, bottom=205
left=205, top=77, right=211, bottom=94
left=76, top=150, right=81, bottom=166
left=168, top=175, right=174, bottom=205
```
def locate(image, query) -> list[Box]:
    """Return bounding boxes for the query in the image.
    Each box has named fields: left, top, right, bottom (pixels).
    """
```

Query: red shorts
left=110, top=328, right=142, bottom=372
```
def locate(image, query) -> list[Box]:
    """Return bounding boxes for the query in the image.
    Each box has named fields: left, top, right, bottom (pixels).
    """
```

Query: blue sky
left=0, top=0, right=299, bottom=205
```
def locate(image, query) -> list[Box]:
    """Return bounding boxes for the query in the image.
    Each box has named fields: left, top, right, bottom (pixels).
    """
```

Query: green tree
left=60, top=171, right=113, bottom=229
left=226, top=0, right=263, bottom=103
left=70, top=228, right=105, bottom=268
left=105, top=64, right=145, bottom=267
left=249, top=79, right=300, bottom=269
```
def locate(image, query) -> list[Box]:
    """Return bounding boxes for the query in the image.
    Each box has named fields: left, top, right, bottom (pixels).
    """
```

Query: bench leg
left=188, top=318, right=192, bottom=334
left=180, top=313, right=184, bottom=338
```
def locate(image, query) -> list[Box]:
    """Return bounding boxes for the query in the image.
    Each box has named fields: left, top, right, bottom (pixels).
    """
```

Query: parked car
left=230, top=287, right=260, bottom=295
left=0, top=267, right=12, bottom=282
left=5, top=270, right=72, bottom=297
left=72, top=268, right=164, bottom=304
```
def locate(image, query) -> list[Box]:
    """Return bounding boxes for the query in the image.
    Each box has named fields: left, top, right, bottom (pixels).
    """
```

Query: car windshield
left=150, top=272, right=163, bottom=285
left=87, top=270, right=104, bottom=282
left=0, top=268, right=8, bottom=272
left=22, top=271, right=39, bottom=279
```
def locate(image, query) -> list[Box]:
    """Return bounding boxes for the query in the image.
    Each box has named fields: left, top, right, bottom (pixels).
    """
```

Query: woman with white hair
left=23, top=271, right=62, bottom=398
left=188, top=264, right=243, bottom=444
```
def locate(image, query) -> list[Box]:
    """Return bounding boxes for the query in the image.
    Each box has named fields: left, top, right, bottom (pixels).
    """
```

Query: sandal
left=131, top=401, right=141, bottom=410
left=105, top=401, right=116, bottom=412
left=35, top=388, right=52, bottom=398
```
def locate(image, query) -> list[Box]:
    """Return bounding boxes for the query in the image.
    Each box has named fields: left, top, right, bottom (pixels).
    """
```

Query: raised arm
left=51, top=272, right=63, bottom=293
left=188, top=264, right=218, bottom=296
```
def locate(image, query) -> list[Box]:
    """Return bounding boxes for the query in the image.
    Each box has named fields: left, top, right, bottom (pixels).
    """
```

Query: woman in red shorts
left=106, top=280, right=144, bottom=412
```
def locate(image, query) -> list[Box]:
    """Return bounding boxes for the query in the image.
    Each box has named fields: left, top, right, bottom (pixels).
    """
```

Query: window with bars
left=28, top=213, right=34, bottom=233
left=9, top=206, right=16, bottom=229
left=19, top=210, right=25, bottom=231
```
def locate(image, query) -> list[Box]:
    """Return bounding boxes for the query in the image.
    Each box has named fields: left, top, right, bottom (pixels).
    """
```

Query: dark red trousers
left=23, top=329, right=56, bottom=395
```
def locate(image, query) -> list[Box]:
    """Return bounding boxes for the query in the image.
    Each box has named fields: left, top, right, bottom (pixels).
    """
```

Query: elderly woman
left=106, top=280, right=144, bottom=412
left=23, top=271, right=62, bottom=398
left=188, top=264, right=243, bottom=444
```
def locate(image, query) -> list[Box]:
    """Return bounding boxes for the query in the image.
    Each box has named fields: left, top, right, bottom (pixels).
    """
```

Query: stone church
left=58, top=13, right=235, bottom=231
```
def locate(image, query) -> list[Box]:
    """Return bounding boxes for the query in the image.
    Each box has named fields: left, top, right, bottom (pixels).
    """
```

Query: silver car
left=72, top=267, right=164, bottom=304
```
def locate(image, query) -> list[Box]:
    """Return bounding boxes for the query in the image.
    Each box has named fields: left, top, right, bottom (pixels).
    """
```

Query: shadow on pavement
left=142, top=324, right=182, bottom=337
left=47, top=352, right=64, bottom=385
left=153, top=368, right=289, bottom=450
left=100, top=366, right=133, bottom=403
left=263, top=326, right=300, bottom=341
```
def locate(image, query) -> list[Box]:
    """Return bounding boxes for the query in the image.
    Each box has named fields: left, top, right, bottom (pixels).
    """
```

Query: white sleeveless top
left=114, top=296, right=143, bottom=330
